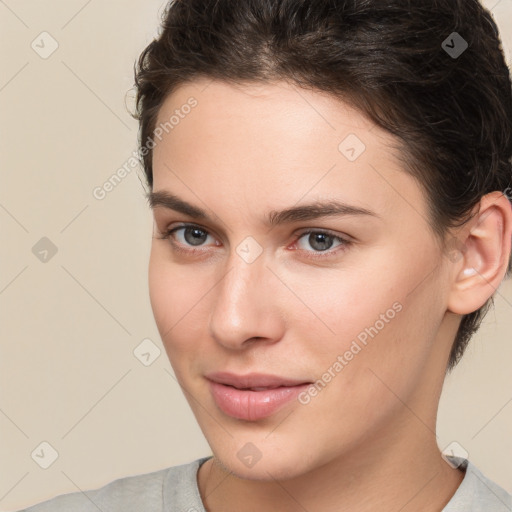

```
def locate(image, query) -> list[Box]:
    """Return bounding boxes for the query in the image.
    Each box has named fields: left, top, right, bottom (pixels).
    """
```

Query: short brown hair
left=132, top=0, right=512, bottom=371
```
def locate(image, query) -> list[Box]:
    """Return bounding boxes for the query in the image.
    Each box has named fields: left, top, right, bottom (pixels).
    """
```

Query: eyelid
left=294, top=226, right=353, bottom=242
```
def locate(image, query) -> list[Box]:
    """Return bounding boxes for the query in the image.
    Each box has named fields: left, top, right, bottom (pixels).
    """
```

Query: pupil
left=185, top=227, right=207, bottom=246
left=309, top=233, right=332, bottom=251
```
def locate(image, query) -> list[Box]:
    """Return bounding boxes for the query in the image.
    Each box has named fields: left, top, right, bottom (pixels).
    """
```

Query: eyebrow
left=147, top=190, right=379, bottom=226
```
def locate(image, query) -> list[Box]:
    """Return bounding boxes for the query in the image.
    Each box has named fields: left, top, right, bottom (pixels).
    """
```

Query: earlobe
left=447, top=191, right=512, bottom=315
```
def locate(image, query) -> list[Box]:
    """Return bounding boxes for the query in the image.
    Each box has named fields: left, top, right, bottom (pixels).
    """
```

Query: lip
left=206, top=372, right=311, bottom=421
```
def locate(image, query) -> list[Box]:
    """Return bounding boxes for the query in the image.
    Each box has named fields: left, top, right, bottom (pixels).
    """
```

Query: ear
left=446, top=190, right=512, bottom=315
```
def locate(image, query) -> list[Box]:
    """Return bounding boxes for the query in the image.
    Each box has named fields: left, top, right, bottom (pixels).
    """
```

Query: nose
left=208, top=250, right=285, bottom=351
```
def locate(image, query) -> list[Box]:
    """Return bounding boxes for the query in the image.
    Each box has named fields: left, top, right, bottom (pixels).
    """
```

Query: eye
left=293, top=230, right=350, bottom=258
left=173, top=226, right=211, bottom=246
left=157, top=224, right=351, bottom=259
left=157, top=224, right=219, bottom=253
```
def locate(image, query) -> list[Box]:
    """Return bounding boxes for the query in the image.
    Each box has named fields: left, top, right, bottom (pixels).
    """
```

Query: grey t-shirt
left=18, top=456, right=512, bottom=511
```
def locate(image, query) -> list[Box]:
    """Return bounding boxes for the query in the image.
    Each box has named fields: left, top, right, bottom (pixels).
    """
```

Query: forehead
left=151, top=79, right=421, bottom=223
left=155, top=78, right=379, bottom=142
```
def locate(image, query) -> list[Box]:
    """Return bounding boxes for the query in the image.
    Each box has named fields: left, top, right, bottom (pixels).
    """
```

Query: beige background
left=1, top=0, right=511, bottom=510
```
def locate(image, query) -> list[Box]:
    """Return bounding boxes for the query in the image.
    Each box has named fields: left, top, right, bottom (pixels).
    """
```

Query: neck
left=197, top=411, right=464, bottom=512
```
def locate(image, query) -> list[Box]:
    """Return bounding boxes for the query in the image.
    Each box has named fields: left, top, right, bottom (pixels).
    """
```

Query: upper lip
left=206, top=371, right=311, bottom=389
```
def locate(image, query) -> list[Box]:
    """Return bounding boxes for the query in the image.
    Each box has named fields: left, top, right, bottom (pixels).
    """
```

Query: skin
left=148, top=77, right=512, bottom=512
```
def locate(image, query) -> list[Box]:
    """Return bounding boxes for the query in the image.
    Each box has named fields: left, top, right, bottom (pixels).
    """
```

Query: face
left=148, top=78, right=454, bottom=480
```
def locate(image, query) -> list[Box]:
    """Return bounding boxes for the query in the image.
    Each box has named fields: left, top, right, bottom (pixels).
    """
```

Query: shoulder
left=17, top=457, right=207, bottom=512
left=444, top=456, right=512, bottom=512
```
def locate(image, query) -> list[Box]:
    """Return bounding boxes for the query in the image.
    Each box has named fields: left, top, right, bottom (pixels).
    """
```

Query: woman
left=20, top=0, right=512, bottom=510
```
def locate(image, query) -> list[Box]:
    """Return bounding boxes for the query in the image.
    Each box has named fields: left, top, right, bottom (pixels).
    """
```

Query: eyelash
left=156, top=224, right=352, bottom=260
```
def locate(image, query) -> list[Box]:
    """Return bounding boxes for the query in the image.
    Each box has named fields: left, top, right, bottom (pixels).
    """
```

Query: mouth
left=205, top=371, right=311, bottom=389
left=205, top=372, right=312, bottom=421
left=233, top=386, right=289, bottom=391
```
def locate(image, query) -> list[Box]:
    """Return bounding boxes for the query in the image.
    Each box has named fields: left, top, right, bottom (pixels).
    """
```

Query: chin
left=208, top=434, right=320, bottom=481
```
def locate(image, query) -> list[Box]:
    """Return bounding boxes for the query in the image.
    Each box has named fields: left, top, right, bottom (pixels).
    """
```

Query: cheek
left=148, top=246, right=215, bottom=361
left=278, top=263, right=403, bottom=357
left=330, top=270, right=445, bottom=414
left=148, top=247, right=173, bottom=332
left=294, top=249, right=441, bottom=385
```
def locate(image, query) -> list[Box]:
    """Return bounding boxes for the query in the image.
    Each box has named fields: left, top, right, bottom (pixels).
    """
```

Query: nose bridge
left=209, top=247, right=282, bottom=348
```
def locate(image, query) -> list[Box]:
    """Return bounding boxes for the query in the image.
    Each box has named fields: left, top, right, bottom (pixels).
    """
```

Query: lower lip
left=208, top=380, right=310, bottom=421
